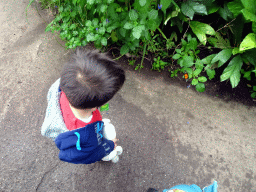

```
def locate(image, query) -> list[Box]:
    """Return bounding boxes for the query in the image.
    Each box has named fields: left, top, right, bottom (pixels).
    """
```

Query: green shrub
left=26, top=0, right=256, bottom=97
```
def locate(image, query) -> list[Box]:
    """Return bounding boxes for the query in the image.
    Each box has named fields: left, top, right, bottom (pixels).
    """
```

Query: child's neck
left=69, top=104, right=92, bottom=119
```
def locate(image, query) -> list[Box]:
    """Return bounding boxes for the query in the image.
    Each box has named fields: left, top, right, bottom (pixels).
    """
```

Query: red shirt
left=59, top=91, right=102, bottom=131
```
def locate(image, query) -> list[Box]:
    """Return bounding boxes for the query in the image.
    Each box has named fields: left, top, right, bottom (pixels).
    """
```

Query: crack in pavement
left=35, top=162, right=62, bottom=191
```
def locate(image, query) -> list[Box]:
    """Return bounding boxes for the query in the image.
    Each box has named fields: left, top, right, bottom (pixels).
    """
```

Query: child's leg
left=101, top=119, right=119, bottom=162
left=102, top=119, right=116, bottom=140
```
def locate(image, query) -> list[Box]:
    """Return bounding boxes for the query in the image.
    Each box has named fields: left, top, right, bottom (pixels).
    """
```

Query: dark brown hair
left=60, top=47, right=125, bottom=109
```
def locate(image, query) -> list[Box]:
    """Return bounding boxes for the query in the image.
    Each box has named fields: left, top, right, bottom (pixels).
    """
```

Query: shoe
left=147, top=188, right=158, bottom=192
left=111, top=155, right=119, bottom=163
left=116, top=146, right=123, bottom=156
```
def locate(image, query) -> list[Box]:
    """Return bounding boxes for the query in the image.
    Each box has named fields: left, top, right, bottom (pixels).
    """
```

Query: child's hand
left=112, top=138, right=119, bottom=149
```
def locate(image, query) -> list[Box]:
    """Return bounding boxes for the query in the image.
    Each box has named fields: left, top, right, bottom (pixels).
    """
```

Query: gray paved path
left=0, top=0, right=256, bottom=191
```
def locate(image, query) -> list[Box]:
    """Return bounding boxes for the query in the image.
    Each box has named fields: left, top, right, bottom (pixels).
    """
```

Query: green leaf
left=148, top=10, right=158, bottom=20
left=207, top=2, right=220, bottom=14
left=100, top=4, right=108, bottom=13
left=45, top=24, right=52, bottom=32
left=100, top=103, right=109, bottom=111
left=119, top=28, right=126, bottom=37
left=176, top=49, right=181, bottom=54
left=85, top=20, right=92, bottom=27
left=181, top=2, right=195, bottom=20
left=92, top=18, right=99, bottom=26
left=195, top=59, right=204, bottom=70
left=101, top=37, right=107, bottom=46
left=146, top=20, right=158, bottom=31
left=183, top=56, right=194, bottom=67
left=82, top=40, right=87, bottom=46
left=87, top=0, right=95, bottom=5
left=70, top=24, right=77, bottom=29
left=241, top=48, right=256, bottom=66
left=160, top=0, right=171, bottom=12
left=196, top=83, right=205, bottom=92
left=164, top=7, right=180, bottom=25
left=211, top=49, right=233, bottom=67
left=173, top=54, right=181, bottom=60
left=191, top=21, right=216, bottom=36
left=190, top=21, right=215, bottom=45
left=206, top=69, right=215, bottom=80
left=201, top=54, right=216, bottom=64
left=120, top=44, right=129, bottom=55
left=241, top=9, right=256, bottom=22
left=86, top=33, right=94, bottom=42
left=99, top=27, right=105, bottom=35
left=181, top=39, right=187, bottom=46
left=72, top=31, right=78, bottom=36
left=191, top=1, right=208, bottom=15
left=227, top=0, right=244, bottom=18
left=232, top=47, right=241, bottom=55
left=111, top=31, right=118, bottom=42
left=208, top=32, right=231, bottom=49
left=193, top=68, right=202, bottom=76
left=139, top=0, right=146, bottom=7
left=198, top=76, right=207, bottom=82
left=253, top=86, right=256, bottom=91
left=220, top=55, right=243, bottom=88
left=239, top=33, right=256, bottom=51
left=188, top=38, right=197, bottom=51
left=241, top=0, right=256, bottom=14
left=71, top=11, right=77, bottom=18
left=251, top=92, right=256, bottom=98
left=191, top=79, right=198, bottom=85
left=243, top=71, right=251, bottom=80
left=129, top=10, right=138, bottom=20
left=108, top=3, right=119, bottom=18
left=218, top=3, right=233, bottom=21
left=124, top=22, right=133, bottom=29
left=132, top=39, right=139, bottom=48
left=185, top=67, right=193, bottom=76
left=59, top=6, right=64, bottom=12
left=132, top=25, right=144, bottom=39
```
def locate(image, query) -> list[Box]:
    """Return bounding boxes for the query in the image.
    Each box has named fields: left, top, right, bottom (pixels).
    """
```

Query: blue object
left=97, top=123, right=103, bottom=138
left=203, top=181, right=218, bottom=192
left=55, top=121, right=115, bottom=164
left=163, top=181, right=217, bottom=192
left=74, top=132, right=81, bottom=151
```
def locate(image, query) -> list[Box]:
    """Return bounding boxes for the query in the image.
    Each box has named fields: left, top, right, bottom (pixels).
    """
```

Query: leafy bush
left=26, top=0, right=256, bottom=97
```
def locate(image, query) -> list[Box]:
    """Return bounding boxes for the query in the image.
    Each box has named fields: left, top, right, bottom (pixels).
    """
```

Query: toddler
left=41, top=47, right=125, bottom=164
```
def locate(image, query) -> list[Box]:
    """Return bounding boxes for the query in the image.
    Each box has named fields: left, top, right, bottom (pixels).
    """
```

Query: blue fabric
left=74, top=132, right=81, bottom=151
left=163, top=184, right=202, bottom=192
left=97, top=123, right=103, bottom=138
left=55, top=121, right=115, bottom=164
left=203, top=181, right=218, bottom=192
left=163, top=181, right=218, bottom=192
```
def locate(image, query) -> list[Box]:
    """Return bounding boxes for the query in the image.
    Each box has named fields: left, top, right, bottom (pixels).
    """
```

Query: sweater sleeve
left=41, top=78, right=69, bottom=141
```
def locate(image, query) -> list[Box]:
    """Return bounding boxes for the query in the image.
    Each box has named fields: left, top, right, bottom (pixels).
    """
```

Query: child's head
left=60, top=47, right=125, bottom=110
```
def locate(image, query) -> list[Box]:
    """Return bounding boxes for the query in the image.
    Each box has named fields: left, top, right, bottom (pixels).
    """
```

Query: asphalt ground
left=0, top=0, right=256, bottom=191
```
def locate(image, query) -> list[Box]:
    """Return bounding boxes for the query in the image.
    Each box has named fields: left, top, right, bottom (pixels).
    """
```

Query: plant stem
left=216, top=18, right=236, bottom=33
left=157, top=27, right=167, bottom=40
left=139, top=43, right=147, bottom=72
